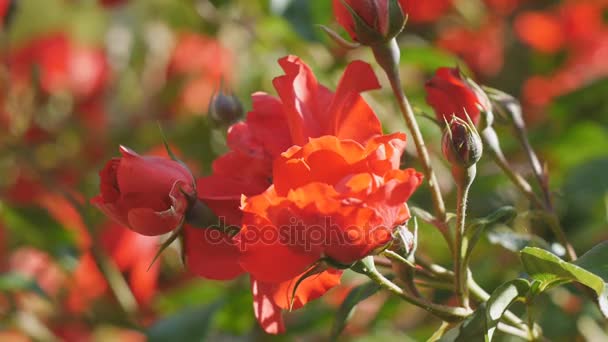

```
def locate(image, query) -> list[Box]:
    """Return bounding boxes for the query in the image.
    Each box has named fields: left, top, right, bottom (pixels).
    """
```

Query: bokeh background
left=1, top=0, right=607, bottom=340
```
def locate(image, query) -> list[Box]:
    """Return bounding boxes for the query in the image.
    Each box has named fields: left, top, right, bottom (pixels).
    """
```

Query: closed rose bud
left=442, top=118, right=483, bottom=168
left=91, top=146, right=196, bottom=236
left=209, top=92, right=243, bottom=126
left=333, top=0, right=408, bottom=45
left=425, top=67, right=491, bottom=126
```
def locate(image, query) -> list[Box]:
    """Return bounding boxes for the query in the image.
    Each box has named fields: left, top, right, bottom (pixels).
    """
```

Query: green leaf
left=487, top=227, right=555, bottom=254
left=466, top=206, right=517, bottom=258
left=574, top=241, right=608, bottom=281
left=331, top=280, right=383, bottom=339
left=439, top=279, right=530, bottom=342
left=147, top=299, right=224, bottom=342
left=521, top=247, right=608, bottom=317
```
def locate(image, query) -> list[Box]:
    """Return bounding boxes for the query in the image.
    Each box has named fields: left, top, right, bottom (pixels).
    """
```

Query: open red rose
left=190, top=56, right=384, bottom=280
left=238, top=134, right=423, bottom=283
left=251, top=268, right=343, bottom=334
left=333, top=0, right=408, bottom=42
left=91, top=146, right=195, bottom=236
left=425, top=67, right=490, bottom=125
left=186, top=56, right=387, bottom=333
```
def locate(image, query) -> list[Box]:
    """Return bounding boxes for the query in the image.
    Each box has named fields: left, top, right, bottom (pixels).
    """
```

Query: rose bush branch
left=331, top=0, right=448, bottom=230
left=441, top=117, right=483, bottom=309
left=353, top=257, right=472, bottom=322
left=485, top=89, right=577, bottom=261
left=372, top=40, right=448, bottom=227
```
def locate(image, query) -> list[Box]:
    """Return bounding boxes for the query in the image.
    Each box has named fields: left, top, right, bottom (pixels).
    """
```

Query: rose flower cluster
left=92, top=51, right=425, bottom=333
left=89, top=0, right=502, bottom=334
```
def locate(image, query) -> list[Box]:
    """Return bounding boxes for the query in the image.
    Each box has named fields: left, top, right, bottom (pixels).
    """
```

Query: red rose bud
left=333, top=0, right=408, bottom=45
left=425, top=67, right=491, bottom=126
left=91, top=146, right=196, bottom=236
left=209, top=91, right=243, bottom=126
left=442, top=117, right=483, bottom=168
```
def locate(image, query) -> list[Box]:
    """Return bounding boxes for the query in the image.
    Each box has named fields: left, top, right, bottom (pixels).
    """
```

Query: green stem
left=363, top=264, right=472, bottom=322
left=482, top=127, right=544, bottom=209
left=372, top=40, right=448, bottom=230
left=382, top=250, right=416, bottom=268
left=417, top=257, right=533, bottom=334
left=452, top=166, right=476, bottom=309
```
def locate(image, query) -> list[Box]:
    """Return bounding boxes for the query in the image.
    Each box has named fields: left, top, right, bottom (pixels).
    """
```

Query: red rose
left=333, top=0, right=408, bottom=42
left=91, top=146, right=195, bottom=236
left=238, top=134, right=423, bottom=283
left=187, top=55, right=386, bottom=333
left=425, top=67, right=490, bottom=125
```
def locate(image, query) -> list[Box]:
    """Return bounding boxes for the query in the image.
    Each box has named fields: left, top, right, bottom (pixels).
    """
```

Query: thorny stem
left=452, top=166, right=476, bottom=310
left=372, top=39, right=448, bottom=230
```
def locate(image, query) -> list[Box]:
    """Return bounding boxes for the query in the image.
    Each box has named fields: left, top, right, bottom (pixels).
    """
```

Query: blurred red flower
left=514, top=12, right=564, bottom=53
left=100, top=223, right=160, bottom=304
left=8, top=33, right=108, bottom=99
left=437, top=19, right=505, bottom=76
left=425, top=67, right=489, bottom=124
left=0, top=0, right=9, bottom=26
left=1, top=33, right=110, bottom=143
left=167, top=32, right=232, bottom=116
left=92, top=146, right=195, bottom=236
left=402, top=0, right=452, bottom=23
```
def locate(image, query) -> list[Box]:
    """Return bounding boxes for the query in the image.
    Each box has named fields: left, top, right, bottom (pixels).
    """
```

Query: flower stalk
left=354, top=258, right=472, bottom=322
left=452, top=165, right=476, bottom=309
left=372, top=39, right=448, bottom=228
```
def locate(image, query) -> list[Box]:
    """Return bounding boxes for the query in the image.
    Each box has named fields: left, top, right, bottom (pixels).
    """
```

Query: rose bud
left=91, top=146, right=196, bottom=236
left=209, top=91, right=243, bottom=126
left=425, top=67, right=491, bottom=126
left=333, top=0, right=408, bottom=45
left=442, top=117, right=483, bottom=169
